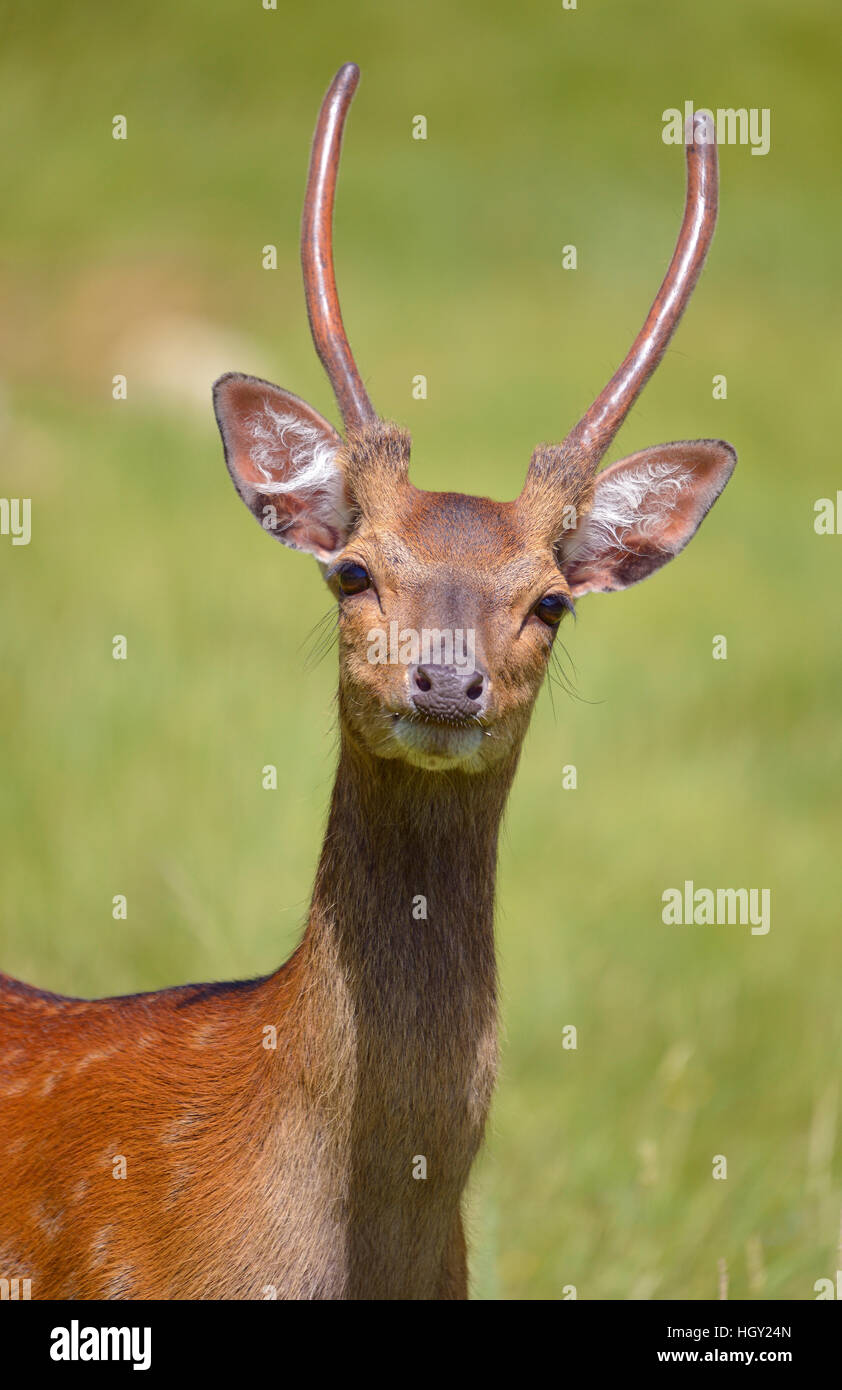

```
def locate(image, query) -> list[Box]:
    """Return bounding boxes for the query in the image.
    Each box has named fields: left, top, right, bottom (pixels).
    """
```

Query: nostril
left=410, top=664, right=488, bottom=711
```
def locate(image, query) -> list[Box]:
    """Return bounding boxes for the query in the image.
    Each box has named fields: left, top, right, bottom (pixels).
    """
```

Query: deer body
left=0, top=66, right=736, bottom=1300
left=0, top=732, right=507, bottom=1298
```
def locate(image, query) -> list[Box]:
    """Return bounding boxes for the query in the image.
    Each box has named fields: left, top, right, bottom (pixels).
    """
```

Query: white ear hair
left=570, top=458, right=688, bottom=560
left=246, top=402, right=350, bottom=531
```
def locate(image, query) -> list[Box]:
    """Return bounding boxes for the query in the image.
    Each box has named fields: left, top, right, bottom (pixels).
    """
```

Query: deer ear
left=559, top=440, right=736, bottom=597
left=213, top=372, right=351, bottom=562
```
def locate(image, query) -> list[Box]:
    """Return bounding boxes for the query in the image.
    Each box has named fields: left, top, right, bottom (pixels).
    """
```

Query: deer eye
left=337, top=562, right=371, bottom=596
left=534, top=593, right=573, bottom=627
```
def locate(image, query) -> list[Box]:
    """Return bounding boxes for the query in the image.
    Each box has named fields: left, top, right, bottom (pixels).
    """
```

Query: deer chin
left=385, top=712, right=488, bottom=772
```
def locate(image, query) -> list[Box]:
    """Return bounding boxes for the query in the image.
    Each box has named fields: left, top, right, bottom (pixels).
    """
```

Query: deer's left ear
left=213, top=372, right=351, bottom=563
left=559, top=440, right=736, bottom=596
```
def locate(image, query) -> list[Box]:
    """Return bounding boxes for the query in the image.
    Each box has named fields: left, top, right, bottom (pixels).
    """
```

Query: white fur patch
left=571, top=459, right=688, bottom=559
left=246, top=403, right=348, bottom=529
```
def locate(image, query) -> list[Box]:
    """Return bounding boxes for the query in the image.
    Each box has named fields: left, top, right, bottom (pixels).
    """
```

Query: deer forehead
left=352, top=490, right=554, bottom=580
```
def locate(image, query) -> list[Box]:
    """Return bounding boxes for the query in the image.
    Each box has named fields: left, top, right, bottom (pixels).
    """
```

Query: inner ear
left=213, top=372, right=351, bottom=562
left=559, top=439, right=736, bottom=596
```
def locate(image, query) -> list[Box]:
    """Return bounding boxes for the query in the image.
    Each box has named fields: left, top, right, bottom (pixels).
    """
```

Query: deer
left=0, top=64, right=735, bottom=1301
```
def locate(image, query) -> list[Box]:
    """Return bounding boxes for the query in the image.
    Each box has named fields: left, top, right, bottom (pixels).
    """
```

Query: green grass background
left=1, top=0, right=840, bottom=1299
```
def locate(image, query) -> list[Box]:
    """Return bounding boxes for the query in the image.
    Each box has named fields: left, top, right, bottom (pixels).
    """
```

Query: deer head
left=214, top=65, right=736, bottom=775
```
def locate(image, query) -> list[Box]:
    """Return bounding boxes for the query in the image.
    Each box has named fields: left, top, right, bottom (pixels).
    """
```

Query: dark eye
left=337, top=562, right=371, bottom=596
left=534, top=593, right=573, bottom=627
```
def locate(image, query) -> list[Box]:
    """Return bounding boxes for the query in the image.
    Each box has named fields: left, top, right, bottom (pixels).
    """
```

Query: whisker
left=302, top=606, right=339, bottom=671
left=549, top=638, right=602, bottom=708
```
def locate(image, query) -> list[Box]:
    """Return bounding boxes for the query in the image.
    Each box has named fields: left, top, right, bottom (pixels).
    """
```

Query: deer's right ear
left=213, top=372, right=351, bottom=563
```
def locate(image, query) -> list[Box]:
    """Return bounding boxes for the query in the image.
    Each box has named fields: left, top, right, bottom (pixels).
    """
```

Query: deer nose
left=409, top=664, right=488, bottom=720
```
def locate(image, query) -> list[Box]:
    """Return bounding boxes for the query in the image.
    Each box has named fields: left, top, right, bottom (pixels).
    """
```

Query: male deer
left=0, top=65, right=734, bottom=1300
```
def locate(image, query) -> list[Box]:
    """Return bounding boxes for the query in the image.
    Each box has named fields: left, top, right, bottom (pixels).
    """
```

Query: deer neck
left=294, top=728, right=516, bottom=1169
left=307, top=725, right=515, bottom=1031
left=252, top=725, right=521, bottom=1296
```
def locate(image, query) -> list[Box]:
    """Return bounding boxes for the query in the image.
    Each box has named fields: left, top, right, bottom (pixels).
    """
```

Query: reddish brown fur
left=0, top=732, right=509, bottom=1299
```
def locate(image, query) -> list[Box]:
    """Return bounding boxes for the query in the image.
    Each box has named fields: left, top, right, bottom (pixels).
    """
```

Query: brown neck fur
left=273, top=710, right=520, bottom=1296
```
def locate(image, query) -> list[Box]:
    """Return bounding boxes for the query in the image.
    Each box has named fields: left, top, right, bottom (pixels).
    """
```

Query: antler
left=301, top=63, right=377, bottom=432
left=559, top=112, right=718, bottom=472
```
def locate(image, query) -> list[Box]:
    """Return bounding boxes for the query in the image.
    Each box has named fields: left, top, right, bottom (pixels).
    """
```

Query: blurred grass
left=1, top=0, right=841, bottom=1300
